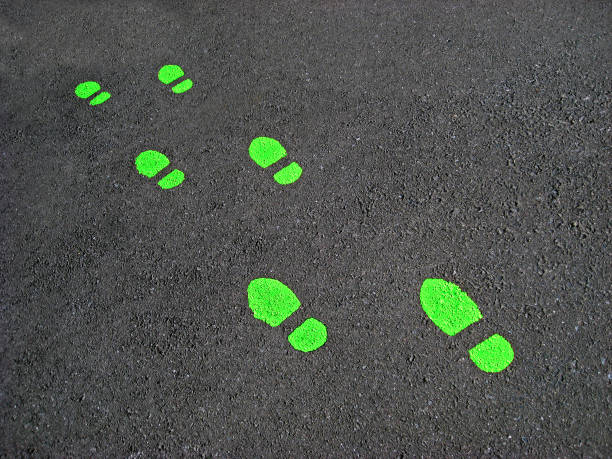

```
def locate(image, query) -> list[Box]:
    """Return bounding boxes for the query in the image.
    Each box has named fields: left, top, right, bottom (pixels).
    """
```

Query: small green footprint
left=135, top=150, right=185, bottom=189
left=249, top=137, right=303, bottom=185
left=247, top=278, right=327, bottom=352
left=158, top=65, right=193, bottom=94
left=420, top=278, right=514, bottom=373
left=74, top=81, right=111, bottom=106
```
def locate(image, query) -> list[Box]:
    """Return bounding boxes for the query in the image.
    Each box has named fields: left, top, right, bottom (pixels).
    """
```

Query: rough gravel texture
left=1, top=0, right=610, bottom=456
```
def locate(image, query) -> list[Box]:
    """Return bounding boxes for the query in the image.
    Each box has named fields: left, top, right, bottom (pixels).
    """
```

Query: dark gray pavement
left=1, top=0, right=610, bottom=456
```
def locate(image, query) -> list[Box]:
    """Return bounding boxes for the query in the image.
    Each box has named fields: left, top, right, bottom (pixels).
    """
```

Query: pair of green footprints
left=75, top=64, right=514, bottom=372
left=130, top=136, right=302, bottom=190
left=74, top=64, right=194, bottom=104
left=75, top=65, right=302, bottom=188
left=249, top=277, right=514, bottom=372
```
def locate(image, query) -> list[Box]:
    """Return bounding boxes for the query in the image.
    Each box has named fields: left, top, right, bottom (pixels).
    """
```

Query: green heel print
left=420, top=278, right=514, bottom=373
left=135, top=150, right=185, bottom=189
left=74, top=81, right=111, bottom=106
left=158, top=64, right=193, bottom=94
left=249, top=137, right=303, bottom=185
left=247, top=278, right=327, bottom=352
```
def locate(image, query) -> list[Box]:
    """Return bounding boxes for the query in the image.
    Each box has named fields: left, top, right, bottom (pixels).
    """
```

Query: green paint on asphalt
left=249, top=137, right=287, bottom=168
left=288, top=318, right=327, bottom=352
left=135, top=150, right=184, bottom=189
left=158, top=64, right=193, bottom=94
left=75, top=81, right=111, bottom=106
left=249, top=137, right=302, bottom=185
left=135, top=150, right=170, bottom=178
left=273, top=162, right=303, bottom=185
left=469, top=333, right=514, bottom=373
left=248, top=278, right=300, bottom=327
left=248, top=278, right=327, bottom=352
left=420, top=278, right=482, bottom=336
left=420, top=278, right=514, bottom=373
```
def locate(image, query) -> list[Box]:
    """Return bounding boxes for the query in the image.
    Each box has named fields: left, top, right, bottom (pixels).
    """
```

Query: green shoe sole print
left=135, top=150, right=185, bottom=189
left=158, top=64, right=193, bottom=94
left=420, top=278, right=514, bottom=373
left=248, top=278, right=327, bottom=352
left=249, top=137, right=303, bottom=185
left=75, top=81, right=111, bottom=106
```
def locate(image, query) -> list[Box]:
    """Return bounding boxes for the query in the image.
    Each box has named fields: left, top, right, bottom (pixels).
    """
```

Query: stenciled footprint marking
left=74, top=81, right=111, bottom=106
left=247, top=278, right=327, bottom=352
left=249, top=137, right=303, bottom=185
left=158, top=64, right=193, bottom=94
left=419, top=278, right=514, bottom=373
left=135, top=150, right=185, bottom=189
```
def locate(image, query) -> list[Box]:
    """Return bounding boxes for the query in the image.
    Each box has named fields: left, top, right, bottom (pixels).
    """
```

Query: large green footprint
left=420, top=278, right=514, bottom=373
left=135, top=150, right=185, bottom=189
left=247, top=278, right=327, bottom=352
left=158, top=64, right=193, bottom=94
left=74, top=81, right=111, bottom=106
left=249, top=137, right=303, bottom=185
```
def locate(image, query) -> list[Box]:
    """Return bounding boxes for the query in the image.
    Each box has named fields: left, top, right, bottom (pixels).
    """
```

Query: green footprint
left=135, top=150, right=185, bottom=189
left=247, top=278, right=327, bottom=352
left=249, top=137, right=303, bottom=185
left=158, top=64, right=193, bottom=94
left=74, top=81, right=111, bottom=106
left=420, top=278, right=514, bottom=373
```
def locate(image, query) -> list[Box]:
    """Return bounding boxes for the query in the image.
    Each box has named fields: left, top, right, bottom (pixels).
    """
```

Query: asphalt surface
left=1, top=0, right=610, bottom=456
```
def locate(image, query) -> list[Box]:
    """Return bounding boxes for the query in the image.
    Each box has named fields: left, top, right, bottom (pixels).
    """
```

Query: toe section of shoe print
left=469, top=334, right=514, bottom=373
left=247, top=278, right=301, bottom=327
left=158, top=64, right=184, bottom=84
left=75, top=81, right=100, bottom=99
left=249, top=137, right=287, bottom=168
left=274, top=162, right=303, bottom=185
left=288, top=318, right=327, bottom=352
left=135, top=150, right=170, bottom=177
left=420, top=278, right=483, bottom=336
